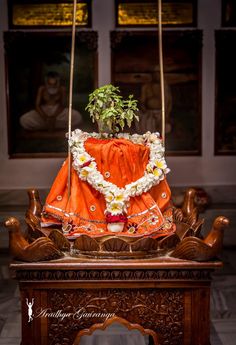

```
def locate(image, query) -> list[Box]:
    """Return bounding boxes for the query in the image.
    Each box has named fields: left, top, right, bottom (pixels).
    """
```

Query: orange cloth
left=42, top=137, right=174, bottom=238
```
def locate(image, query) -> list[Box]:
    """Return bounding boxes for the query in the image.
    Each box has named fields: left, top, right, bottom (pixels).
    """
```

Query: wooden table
left=10, top=256, right=222, bottom=345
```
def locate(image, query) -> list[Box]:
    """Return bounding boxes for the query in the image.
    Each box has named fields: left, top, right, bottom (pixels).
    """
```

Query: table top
left=10, top=254, right=223, bottom=271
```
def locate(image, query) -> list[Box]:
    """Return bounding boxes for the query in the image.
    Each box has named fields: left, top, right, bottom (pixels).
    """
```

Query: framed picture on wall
left=4, top=31, right=98, bottom=158
left=115, top=0, right=198, bottom=27
left=8, top=0, right=92, bottom=29
left=111, top=30, right=202, bottom=155
left=215, top=30, right=236, bottom=155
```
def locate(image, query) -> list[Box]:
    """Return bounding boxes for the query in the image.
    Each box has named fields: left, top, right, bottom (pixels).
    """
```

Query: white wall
left=0, top=0, right=235, bottom=190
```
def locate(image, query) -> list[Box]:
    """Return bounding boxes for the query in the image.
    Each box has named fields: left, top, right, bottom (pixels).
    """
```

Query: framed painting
left=8, top=0, right=92, bottom=29
left=111, top=30, right=202, bottom=155
left=4, top=31, right=98, bottom=158
left=115, top=0, right=197, bottom=27
left=222, top=0, right=236, bottom=27
left=215, top=30, right=236, bottom=155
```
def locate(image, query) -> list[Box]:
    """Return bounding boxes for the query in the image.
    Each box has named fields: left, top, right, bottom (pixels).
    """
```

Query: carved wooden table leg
left=10, top=258, right=221, bottom=345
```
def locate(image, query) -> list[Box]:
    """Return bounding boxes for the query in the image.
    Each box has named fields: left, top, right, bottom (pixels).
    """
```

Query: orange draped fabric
left=42, top=137, right=174, bottom=238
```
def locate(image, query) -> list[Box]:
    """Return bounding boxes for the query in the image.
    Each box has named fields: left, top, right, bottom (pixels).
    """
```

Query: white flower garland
left=69, top=129, right=170, bottom=220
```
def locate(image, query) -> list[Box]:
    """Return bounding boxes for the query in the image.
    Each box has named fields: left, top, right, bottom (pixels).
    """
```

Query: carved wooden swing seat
left=5, top=185, right=228, bottom=262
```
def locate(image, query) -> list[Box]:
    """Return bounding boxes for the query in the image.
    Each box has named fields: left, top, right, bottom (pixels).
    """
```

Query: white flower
left=135, top=183, right=144, bottom=195
left=113, top=192, right=126, bottom=202
left=143, top=131, right=151, bottom=139
left=74, top=129, right=82, bottom=135
left=146, top=164, right=154, bottom=174
left=76, top=153, right=91, bottom=166
left=149, top=133, right=159, bottom=143
left=79, top=169, right=89, bottom=180
left=72, top=147, right=85, bottom=158
left=153, top=168, right=163, bottom=178
left=125, top=183, right=137, bottom=197
left=107, top=201, right=124, bottom=215
left=105, top=192, right=114, bottom=202
left=131, top=134, right=144, bottom=144
left=154, top=158, right=167, bottom=170
left=151, top=144, right=164, bottom=154
left=118, top=133, right=130, bottom=140
left=68, top=138, right=74, bottom=147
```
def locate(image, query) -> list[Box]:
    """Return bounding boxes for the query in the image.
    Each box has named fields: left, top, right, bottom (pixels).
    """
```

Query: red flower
left=106, top=213, right=127, bottom=223
left=81, top=160, right=92, bottom=168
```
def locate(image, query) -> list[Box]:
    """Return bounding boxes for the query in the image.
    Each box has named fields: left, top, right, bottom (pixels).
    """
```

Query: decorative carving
left=174, top=188, right=199, bottom=227
left=3, top=188, right=228, bottom=262
left=131, top=237, right=159, bottom=252
left=175, top=222, right=195, bottom=240
left=46, top=289, right=184, bottom=345
left=49, top=229, right=71, bottom=251
left=101, top=237, right=130, bottom=252
left=27, top=189, right=42, bottom=218
left=74, top=234, right=99, bottom=251
left=158, top=233, right=180, bottom=250
left=171, top=216, right=229, bottom=261
left=25, top=189, right=46, bottom=242
left=174, top=188, right=206, bottom=241
left=15, top=268, right=212, bottom=282
left=4, top=217, right=62, bottom=262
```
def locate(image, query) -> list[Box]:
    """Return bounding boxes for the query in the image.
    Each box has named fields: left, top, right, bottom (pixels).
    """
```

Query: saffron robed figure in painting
left=42, top=85, right=175, bottom=239
left=20, top=71, right=82, bottom=131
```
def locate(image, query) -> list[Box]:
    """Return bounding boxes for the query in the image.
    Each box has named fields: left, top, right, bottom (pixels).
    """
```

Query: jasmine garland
left=69, top=130, right=170, bottom=221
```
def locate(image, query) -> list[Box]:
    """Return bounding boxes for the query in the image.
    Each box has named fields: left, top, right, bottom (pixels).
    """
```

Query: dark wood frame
left=222, top=0, right=236, bottom=27
left=215, top=30, right=236, bottom=155
left=8, top=0, right=92, bottom=29
left=115, top=0, right=198, bottom=28
left=111, top=30, right=202, bottom=156
left=4, top=30, right=98, bottom=158
left=74, top=317, right=158, bottom=344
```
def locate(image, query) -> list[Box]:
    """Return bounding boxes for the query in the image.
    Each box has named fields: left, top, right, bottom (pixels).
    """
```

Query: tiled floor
left=0, top=255, right=21, bottom=345
left=210, top=249, right=236, bottom=345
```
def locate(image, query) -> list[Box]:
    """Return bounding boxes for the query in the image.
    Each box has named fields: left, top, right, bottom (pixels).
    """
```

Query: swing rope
left=67, top=0, right=166, bottom=200
left=158, top=0, right=166, bottom=145
left=67, top=0, right=77, bottom=200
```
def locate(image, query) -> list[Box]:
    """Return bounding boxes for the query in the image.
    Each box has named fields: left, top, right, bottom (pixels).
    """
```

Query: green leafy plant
left=86, top=84, right=139, bottom=134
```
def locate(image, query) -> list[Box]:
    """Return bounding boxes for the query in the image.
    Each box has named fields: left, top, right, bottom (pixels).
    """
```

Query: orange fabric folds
left=42, top=137, right=174, bottom=238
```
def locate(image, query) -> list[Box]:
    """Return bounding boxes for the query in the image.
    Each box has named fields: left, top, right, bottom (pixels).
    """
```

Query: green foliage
left=86, top=84, right=139, bottom=134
